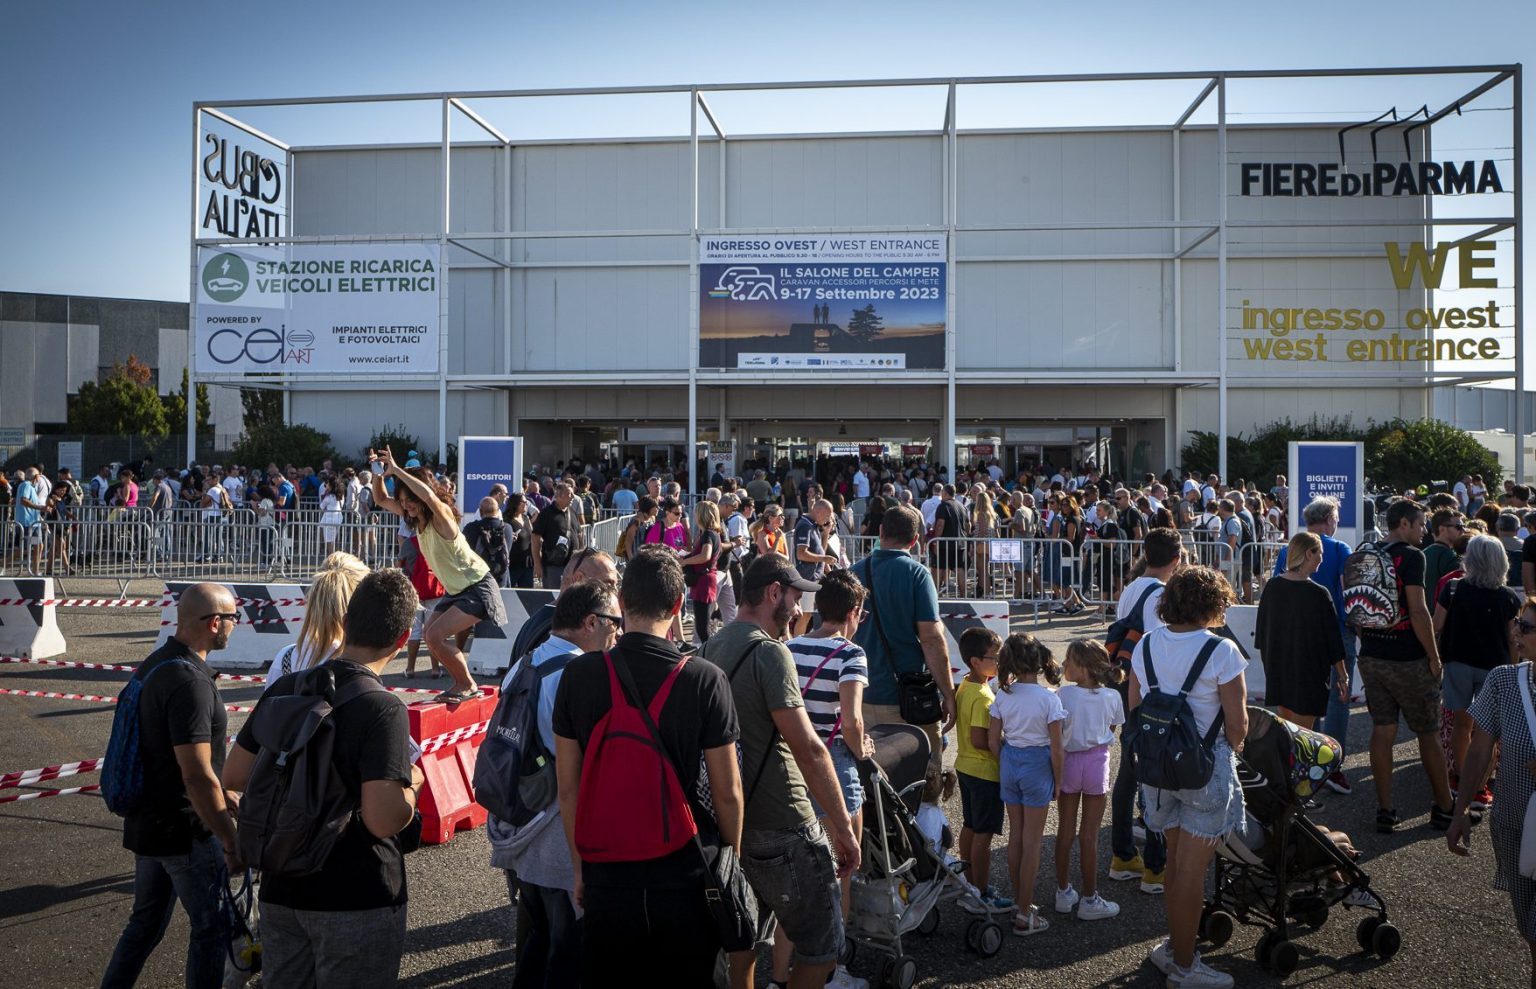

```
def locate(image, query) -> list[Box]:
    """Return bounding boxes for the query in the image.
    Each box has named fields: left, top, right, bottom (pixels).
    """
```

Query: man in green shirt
left=703, top=554, right=861, bottom=989
left=1424, top=509, right=1465, bottom=595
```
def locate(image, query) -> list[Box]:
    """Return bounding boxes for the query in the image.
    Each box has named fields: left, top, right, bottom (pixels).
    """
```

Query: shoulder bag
left=860, top=554, right=942, bottom=725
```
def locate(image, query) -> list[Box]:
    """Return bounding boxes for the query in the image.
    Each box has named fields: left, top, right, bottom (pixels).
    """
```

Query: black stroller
left=842, top=724, right=1006, bottom=989
left=1200, top=707, right=1398, bottom=976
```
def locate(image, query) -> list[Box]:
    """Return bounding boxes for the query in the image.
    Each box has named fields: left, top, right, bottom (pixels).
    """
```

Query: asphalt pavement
left=0, top=581, right=1523, bottom=988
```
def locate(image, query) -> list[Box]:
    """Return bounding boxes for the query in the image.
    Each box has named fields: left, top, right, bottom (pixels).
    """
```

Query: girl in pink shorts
left=1053, top=639, right=1126, bottom=921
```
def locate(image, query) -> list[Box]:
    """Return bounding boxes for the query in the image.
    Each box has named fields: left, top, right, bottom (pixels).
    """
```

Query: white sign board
left=194, top=244, right=440, bottom=374
left=988, top=539, right=1022, bottom=563
left=56, top=441, right=83, bottom=478
left=708, top=440, right=736, bottom=481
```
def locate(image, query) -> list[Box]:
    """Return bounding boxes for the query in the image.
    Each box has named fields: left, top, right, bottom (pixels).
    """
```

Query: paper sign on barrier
left=0, top=579, right=68, bottom=659
left=157, top=581, right=307, bottom=671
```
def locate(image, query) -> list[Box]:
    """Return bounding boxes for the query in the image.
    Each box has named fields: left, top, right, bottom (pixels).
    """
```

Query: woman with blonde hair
left=679, top=500, right=725, bottom=644
left=971, top=482, right=998, bottom=595
left=265, top=551, right=372, bottom=692
left=1253, top=531, right=1347, bottom=729
left=751, top=503, right=789, bottom=558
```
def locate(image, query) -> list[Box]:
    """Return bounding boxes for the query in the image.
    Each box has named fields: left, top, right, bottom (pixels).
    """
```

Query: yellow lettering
left=1385, top=241, right=1453, bottom=290
left=1459, top=240, right=1497, bottom=289
left=1347, top=339, right=1369, bottom=361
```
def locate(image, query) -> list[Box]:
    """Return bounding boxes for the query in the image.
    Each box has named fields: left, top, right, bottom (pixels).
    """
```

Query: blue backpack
left=473, top=651, right=574, bottom=826
left=101, top=658, right=198, bottom=816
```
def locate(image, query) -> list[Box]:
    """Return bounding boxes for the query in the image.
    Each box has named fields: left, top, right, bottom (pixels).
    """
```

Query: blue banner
left=1294, top=443, right=1359, bottom=528
left=458, top=436, right=522, bottom=517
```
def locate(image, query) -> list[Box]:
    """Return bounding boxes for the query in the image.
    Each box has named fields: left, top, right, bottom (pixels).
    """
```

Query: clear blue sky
left=1, top=0, right=1529, bottom=308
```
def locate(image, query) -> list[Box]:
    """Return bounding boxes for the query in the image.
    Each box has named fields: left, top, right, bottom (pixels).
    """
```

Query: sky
left=1, top=0, right=1530, bottom=367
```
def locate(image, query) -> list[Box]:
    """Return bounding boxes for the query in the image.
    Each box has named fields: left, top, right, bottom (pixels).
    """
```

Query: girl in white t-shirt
left=1130, top=566, right=1249, bottom=988
left=988, top=633, right=1065, bottom=936
left=1053, top=639, right=1126, bottom=922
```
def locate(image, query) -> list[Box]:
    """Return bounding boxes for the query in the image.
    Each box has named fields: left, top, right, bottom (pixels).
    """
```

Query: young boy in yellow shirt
left=954, top=627, right=1012, bottom=910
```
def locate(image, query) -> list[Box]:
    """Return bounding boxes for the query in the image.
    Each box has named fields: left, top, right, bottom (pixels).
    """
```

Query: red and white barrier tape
left=158, top=617, right=296, bottom=626
left=0, top=687, right=255, bottom=713
left=0, top=656, right=441, bottom=696
left=419, top=720, right=490, bottom=755
left=0, top=783, right=101, bottom=804
left=938, top=612, right=1010, bottom=620
left=1, top=758, right=101, bottom=790
left=0, top=596, right=305, bottom=608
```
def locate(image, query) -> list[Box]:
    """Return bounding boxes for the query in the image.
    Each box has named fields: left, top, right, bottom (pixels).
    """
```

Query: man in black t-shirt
left=553, top=547, right=742, bottom=987
left=103, top=583, right=239, bottom=989
left=222, top=570, right=424, bottom=986
left=532, top=483, right=583, bottom=588
left=1356, top=499, right=1453, bottom=833
left=929, top=484, right=967, bottom=594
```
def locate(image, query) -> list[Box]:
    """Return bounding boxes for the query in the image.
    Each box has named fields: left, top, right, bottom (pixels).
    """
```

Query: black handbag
left=862, top=554, right=943, bottom=726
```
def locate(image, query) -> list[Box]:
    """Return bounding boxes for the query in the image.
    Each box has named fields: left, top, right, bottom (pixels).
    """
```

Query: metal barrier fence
left=587, top=514, right=635, bottom=558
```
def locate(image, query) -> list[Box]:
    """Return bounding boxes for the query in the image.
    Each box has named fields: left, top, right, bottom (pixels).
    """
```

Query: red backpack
left=574, top=652, right=697, bottom=863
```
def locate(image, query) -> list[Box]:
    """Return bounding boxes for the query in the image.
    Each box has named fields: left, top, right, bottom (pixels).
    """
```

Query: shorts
left=409, top=599, right=440, bottom=643
left=1358, top=654, right=1442, bottom=734
left=1442, top=661, right=1492, bottom=713
left=958, top=770, right=1004, bottom=834
left=999, top=744, right=1054, bottom=808
left=433, top=572, right=508, bottom=626
left=810, top=737, right=865, bottom=817
left=1141, top=740, right=1244, bottom=843
left=741, top=822, right=843, bottom=965
left=1060, top=744, right=1112, bottom=796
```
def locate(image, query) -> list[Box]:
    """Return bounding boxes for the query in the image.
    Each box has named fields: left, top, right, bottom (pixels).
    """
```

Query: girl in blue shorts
left=989, top=633, right=1066, bottom=936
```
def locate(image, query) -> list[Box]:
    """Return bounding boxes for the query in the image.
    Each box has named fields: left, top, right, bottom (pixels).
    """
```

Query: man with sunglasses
left=103, top=583, right=240, bottom=989
left=1424, top=509, right=1466, bottom=596
left=490, top=580, right=620, bottom=988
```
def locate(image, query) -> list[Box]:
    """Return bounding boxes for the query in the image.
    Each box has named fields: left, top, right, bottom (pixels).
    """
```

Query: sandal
left=1012, top=906, right=1049, bottom=937
left=436, top=687, right=480, bottom=705
left=403, top=670, right=416, bottom=679
left=432, top=668, right=446, bottom=679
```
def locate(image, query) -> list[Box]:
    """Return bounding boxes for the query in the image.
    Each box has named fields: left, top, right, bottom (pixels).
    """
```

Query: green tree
left=1369, top=418, right=1503, bottom=492
left=163, top=367, right=211, bottom=432
left=844, top=304, right=884, bottom=343
left=362, top=425, right=422, bottom=465
left=239, top=376, right=284, bottom=433
left=68, top=356, right=169, bottom=436
left=231, top=423, right=339, bottom=473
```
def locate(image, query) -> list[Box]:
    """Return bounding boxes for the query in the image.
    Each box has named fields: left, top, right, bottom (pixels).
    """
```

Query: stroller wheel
left=1269, top=939, right=1299, bottom=976
left=916, top=906, right=941, bottom=936
left=1255, top=931, right=1276, bottom=969
left=1371, top=922, right=1402, bottom=960
left=976, top=921, right=1004, bottom=958
left=1356, top=915, right=1383, bottom=953
left=1201, top=909, right=1235, bottom=948
left=881, top=955, right=917, bottom=989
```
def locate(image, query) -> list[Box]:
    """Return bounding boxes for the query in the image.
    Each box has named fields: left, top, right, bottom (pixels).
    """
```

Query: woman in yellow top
left=370, top=446, right=506, bottom=704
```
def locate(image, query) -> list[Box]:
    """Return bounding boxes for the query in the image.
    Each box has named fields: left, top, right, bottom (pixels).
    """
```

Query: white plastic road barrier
left=465, top=588, right=558, bottom=676
left=157, top=581, right=307, bottom=671
left=1221, top=603, right=1363, bottom=704
left=0, top=579, right=68, bottom=660
left=936, top=599, right=1011, bottom=683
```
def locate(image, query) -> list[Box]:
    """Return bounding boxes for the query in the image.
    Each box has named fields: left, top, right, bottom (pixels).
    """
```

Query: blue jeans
left=100, top=835, right=228, bottom=989
left=1322, top=633, right=1358, bottom=759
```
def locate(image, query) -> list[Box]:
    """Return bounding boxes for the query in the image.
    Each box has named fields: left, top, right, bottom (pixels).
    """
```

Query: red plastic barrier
left=408, top=686, right=498, bottom=845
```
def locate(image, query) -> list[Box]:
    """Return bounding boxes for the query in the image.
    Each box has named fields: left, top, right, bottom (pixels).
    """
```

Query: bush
left=231, top=424, right=339, bottom=473
left=1369, top=418, right=1503, bottom=492
left=361, top=425, right=422, bottom=465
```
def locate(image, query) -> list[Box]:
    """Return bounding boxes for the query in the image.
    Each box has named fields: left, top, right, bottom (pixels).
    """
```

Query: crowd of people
left=67, top=442, right=1536, bottom=988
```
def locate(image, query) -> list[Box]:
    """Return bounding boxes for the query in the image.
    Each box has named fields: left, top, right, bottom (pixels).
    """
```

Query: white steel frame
left=190, top=65, right=1523, bottom=485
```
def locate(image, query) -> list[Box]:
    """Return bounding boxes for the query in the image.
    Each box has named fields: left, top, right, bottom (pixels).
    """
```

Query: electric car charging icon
left=201, top=253, right=249, bottom=302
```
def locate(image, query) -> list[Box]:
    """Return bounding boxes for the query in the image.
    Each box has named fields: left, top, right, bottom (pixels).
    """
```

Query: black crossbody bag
left=861, top=554, right=942, bottom=725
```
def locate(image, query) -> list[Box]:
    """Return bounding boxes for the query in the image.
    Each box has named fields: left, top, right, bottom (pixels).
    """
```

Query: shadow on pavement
left=0, top=874, right=133, bottom=920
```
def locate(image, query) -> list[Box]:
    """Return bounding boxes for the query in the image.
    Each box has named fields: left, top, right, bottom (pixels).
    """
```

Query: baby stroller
left=1199, top=707, right=1398, bottom=977
left=843, top=724, right=1006, bottom=989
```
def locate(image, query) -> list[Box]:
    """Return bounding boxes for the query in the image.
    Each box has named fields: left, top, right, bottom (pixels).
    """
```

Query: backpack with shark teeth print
left=1342, top=540, right=1403, bottom=631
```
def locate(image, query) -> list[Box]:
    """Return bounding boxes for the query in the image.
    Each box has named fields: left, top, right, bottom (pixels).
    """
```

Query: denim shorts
left=740, top=822, right=844, bottom=965
left=1140, top=739, right=1245, bottom=843
left=958, top=770, right=1005, bottom=834
left=810, top=737, right=865, bottom=817
left=999, top=744, right=1055, bottom=808
left=1442, top=661, right=1492, bottom=713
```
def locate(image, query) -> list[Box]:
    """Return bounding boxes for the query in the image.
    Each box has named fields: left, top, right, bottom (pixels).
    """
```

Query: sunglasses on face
left=201, top=613, right=239, bottom=624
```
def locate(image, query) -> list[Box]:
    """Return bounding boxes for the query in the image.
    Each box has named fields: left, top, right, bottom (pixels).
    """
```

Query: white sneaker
left=828, top=967, right=868, bottom=989
left=1078, top=893, right=1120, bottom=920
left=1166, top=954, right=1234, bottom=989
left=1054, top=884, right=1080, bottom=914
left=1147, top=938, right=1176, bottom=975
left=1343, top=888, right=1375, bottom=908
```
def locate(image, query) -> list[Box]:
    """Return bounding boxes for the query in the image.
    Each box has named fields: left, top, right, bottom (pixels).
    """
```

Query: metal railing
left=587, top=514, right=635, bottom=558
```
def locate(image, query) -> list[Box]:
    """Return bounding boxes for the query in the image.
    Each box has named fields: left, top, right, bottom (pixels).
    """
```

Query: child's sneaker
left=1108, top=854, right=1144, bottom=881
left=1078, top=893, right=1120, bottom=920
left=983, top=887, right=1016, bottom=912
left=1054, top=884, right=1080, bottom=914
left=1141, top=868, right=1166, bottom=894
left=1147, top=938, right=1176, bottom=975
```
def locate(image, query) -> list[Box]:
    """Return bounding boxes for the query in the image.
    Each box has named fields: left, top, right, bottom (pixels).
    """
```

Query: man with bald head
left=103, top=582, right=240, bottom=989
left=510, top=549, right=620, bottom=663
left=464, top=495, right=516, bottom=587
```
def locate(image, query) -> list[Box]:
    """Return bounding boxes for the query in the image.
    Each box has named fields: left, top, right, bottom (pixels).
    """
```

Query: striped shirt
left=786, top=634, right=870, bottom=742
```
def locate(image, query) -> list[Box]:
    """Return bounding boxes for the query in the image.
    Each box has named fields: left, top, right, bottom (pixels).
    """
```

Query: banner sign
left=970, top=443, right=996, bottom=458
left=194, top=244, right=440, bottom=374
left=699, top=235, right=946, bottom=370
left=1288, top=441, right=1365, bottom=546
left=458, top=437, right=523, bottom=519
left=198, top=122, right=287, bottom=240
left=858, top=444, right=885, bottom=458
left=901, top=444, right=929, bottom=457
left=707, top=440, right=736, bottom=480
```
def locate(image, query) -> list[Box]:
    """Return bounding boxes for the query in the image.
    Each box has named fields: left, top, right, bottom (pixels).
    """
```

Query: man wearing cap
left=703, top=554, right=860, bottom=989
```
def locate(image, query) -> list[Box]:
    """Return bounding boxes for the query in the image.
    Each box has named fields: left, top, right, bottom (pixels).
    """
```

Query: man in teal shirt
left=851, top=504, right=955, bottom=773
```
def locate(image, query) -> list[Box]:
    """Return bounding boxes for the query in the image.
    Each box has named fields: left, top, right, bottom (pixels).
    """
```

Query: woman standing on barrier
left=1253, top=531, right=1347, bottom=730
left=371, top=446, right=506, bottom=705
left=264, top=552, right=371, bottom=692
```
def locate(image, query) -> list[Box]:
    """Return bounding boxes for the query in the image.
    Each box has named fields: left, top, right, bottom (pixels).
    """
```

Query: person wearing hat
left=702, top=553, right=861, bottom=989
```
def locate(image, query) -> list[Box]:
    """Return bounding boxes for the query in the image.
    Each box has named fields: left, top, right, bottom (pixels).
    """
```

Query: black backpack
left=1128, top=634, right=1226, bottom=791
left=473, top=651, right=573, bottom=826
left=475, top=521, right=510, bottom=581
left=237, top=664, right=389, bottom=877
